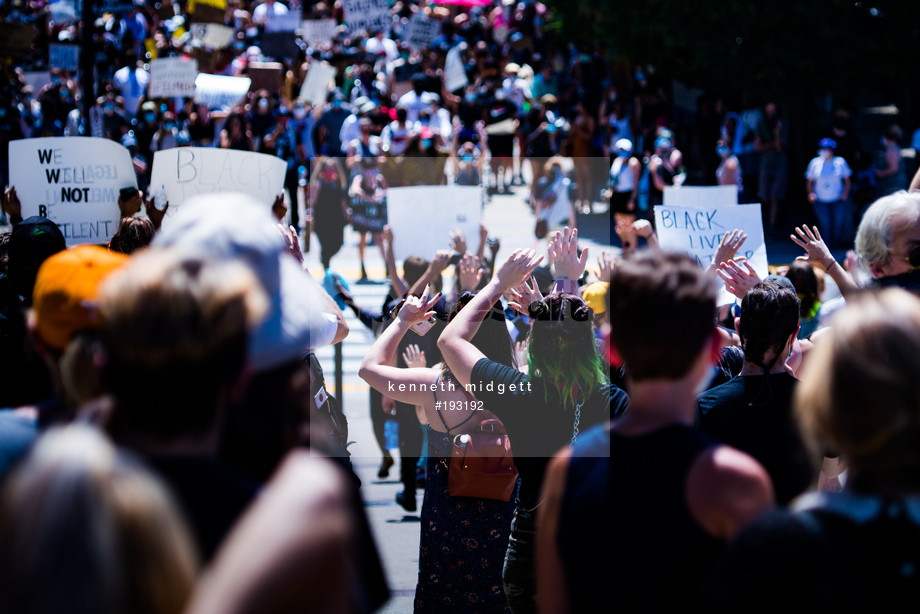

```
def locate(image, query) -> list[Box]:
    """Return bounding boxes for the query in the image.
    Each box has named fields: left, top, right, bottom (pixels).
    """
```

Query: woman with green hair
left=438, top=227, right=629, bottom=614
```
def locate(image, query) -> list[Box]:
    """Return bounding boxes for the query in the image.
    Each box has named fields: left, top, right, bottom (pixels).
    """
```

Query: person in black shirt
left=439, top=228, right=628, bottom=613
left=705, top=289, right=920, bottom=611
left=697, top=280, right=815, bottom=505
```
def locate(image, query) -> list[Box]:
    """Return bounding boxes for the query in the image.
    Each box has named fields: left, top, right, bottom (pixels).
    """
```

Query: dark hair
left=8, top=217, right=67, bottom=305
left=527, top=293, right=607, bottom=411
left=884, top=124, right=903, bottom=143
left=607, top=251, right=716, bottom=381
left=0, top=231, right=10, bottom=276
left=403, top=256, right=429, bottom=287
left=441, top=292, right=514, bottom=386
left=785, top=261, right=819, bottom=319
left=739, top=283, right=800, bottom=405
left=109, top=217, right=155, bottom=255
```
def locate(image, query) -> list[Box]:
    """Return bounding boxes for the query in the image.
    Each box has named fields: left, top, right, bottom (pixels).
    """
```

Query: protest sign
left=190, top=23, right=235, bottom=49
left=9, top=137, right=136, bottom=246
left=49, top=0, right=78, bottom=24
left=149, top=57, right=198, bottom=98
left=663, top=185, right=738, bottom=208
left=344, top=0, right=389, bottom=33
left=194, top=74, right=251, bottom=109
left=406, top=14, right=440, bottom=51
left=265, top=9, right=302, bottom=33
left=95, top=0, right=135, bottom=16
left=299, top=61, right=337, bottom=104
left=0, top=22, right=36, bottom=52
left=386, top=186, right=481, bottom=261
left=303, top=18, right=337, bottom=48
left=249, top=62, right=283, bottom=94
left=21, top=71, right=52, bottom=93
left=49, top=44, right=80, bottom=71
left=261, top=32, right=300, bottom=59
left=444, top=46, right=468, bottom=93
left=188, top=0, right=227, bottom=24
left=149, top=148, right=287, bottom=229
left=654, top=203, right=767, bottom=305
left=189, top=47, right=219, bottom=74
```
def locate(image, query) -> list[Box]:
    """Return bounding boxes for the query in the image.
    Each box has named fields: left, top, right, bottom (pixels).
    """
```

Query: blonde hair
left=0, top=425, right=198, bottom=614
left=795, top=289, right=920, bottom=477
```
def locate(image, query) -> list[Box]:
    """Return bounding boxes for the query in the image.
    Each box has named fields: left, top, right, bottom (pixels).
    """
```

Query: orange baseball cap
left=32, top=245, right=129, bottom=351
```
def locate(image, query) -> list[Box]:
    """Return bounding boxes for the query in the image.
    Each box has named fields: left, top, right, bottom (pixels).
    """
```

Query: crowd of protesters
left=4, top=1, right=920, bottom=614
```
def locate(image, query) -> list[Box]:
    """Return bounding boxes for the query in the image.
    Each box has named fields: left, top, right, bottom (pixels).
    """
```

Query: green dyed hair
left=526, top=293, right=609, bottom=411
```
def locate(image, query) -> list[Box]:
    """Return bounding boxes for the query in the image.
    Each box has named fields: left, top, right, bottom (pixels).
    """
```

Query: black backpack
left=304, top=352, right=360, bottom=486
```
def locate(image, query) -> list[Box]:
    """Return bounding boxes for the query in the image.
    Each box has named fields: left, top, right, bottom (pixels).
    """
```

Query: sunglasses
left=910, top=245, right=920, bottom=268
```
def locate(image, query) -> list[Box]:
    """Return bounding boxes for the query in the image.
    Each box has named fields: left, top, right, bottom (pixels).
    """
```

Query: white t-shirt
left=381, top=121, right=412, bottom=155
left=805, top=156, right=852, bottom=203
left=253, top=0, right=289, bottom=25
left=365, top=37, right=398, bottom=63
left=113, top=66, right=150, bottom=117
left=339, top=114, right=361, bottom=153
left=396, top=90, right=428, bottom=123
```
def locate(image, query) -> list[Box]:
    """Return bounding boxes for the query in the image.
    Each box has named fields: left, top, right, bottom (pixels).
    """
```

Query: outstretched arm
left=790, top=225, right=859, bottom=300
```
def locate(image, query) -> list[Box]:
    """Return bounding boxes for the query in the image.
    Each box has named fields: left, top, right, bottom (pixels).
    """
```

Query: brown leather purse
left=447, top=419, right=519, bottom=501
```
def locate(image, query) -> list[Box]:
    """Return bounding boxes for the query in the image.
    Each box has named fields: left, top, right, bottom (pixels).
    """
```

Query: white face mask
left=258, top=98, right=270, bottom=111
left=819, top=149, right=832, bottom=160
left=293, top=107, right=307, bottom=120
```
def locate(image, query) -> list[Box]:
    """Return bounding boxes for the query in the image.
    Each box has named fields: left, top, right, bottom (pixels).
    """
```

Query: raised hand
left=718, top=259, right=762, bottom=300
left=712, top=229, right=747, bottom=268
left=479, top=223, right=488, bottom=245
left=449, top=228, right=468, bottom=255
left=143, top=196, right=168, bottom=231
left=458, top=254, right=483, bottom=292
left=595, top=251, right=616, bottom=282
left=397, top=284, right=441, bottom=324
left=429, top=249, right=453, bottom=275
left=508, top=275, right=544, bottom=315
left=402, top=344, right=427, bottom=369
left=548, top=226, right=589, bottom=280
left=791, top=225, right=835, bottom=271
left=277, top=223, right=304, bottom=264
left=272, top=193, right=287, bottom=222
left=632, top=219, right=654, bottom=238
left=494, top=249, right=544, bottom=291
left=382, top=224, right=394, bottom=246
left=2, top=186, right=21, bottom=219
left=117, top=188, right=143, bottom=218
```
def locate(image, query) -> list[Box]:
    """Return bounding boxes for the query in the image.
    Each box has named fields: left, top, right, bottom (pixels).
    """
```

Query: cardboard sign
left=299, top=61, right=337, bottom=104
left=189, top=47, right=219, bottom=74
left=344, top=0, right=389, bottom=33
left=190, top=23, right=235, bottom=49
left=265, top=9, right=302, bottom=33
left=406, top=14, right=440, bottom=51
left=0, top=22, right=36, bottom=52
left=386, top=186, right=481, bottom=261
left=9, top=137, right=136, bottom=246
left=654, top=203, right=767, bottom=305
left=149, top=148, right=287, bottom=229
left=261, top=31, right=300, bottom=59
left=444, top=45, right=468, bottom=93
left=148, top=57, right=199, bottom=98
left=248, top=62, right=283, bottom=94
left=303, top=18, right=337, bottom=48
left=188, top=0, right=227, bottom=24
left=194, top=74, right=251, bottom=110
left=663, top=185, right=739, bottom=208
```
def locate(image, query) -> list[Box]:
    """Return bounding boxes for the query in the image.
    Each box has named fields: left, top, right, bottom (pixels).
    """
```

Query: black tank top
left=560, top=424, right=722, bottom=610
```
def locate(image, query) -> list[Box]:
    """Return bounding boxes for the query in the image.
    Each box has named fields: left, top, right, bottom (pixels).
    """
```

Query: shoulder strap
left=433, top=372, right=479, bottom=433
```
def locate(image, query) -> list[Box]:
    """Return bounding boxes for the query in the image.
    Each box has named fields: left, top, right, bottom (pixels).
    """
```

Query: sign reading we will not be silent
left=9, top=137, right=136, bottom=246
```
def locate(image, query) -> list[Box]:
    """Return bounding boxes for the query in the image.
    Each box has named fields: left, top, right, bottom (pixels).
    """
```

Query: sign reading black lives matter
left=9, top=137, right=136, bottom=246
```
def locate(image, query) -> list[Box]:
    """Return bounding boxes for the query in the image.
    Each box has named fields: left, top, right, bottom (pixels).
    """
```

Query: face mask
left=421, top=138, right=432, bottom=149
left=145, top=112, right=156, bottom=123
left=617, top=149, right=631, bottom=159
left=464, top=92, right=477, bottom=103
left=321, top=168, right=337, bottom=181
left=332, top=99, right=342, bottom=108
left=460, top=152, right=473, bottom=163
left=258, top=98, right=270, bottom=111
left=715, top=145, right=730, bottom=158
left=293, top=107, right=307, bottom=120
left=104, top=104, right=115, bottom=115
left=165, top=123, right=176, bottom=131
left=819, top=148, right=832, bottom=160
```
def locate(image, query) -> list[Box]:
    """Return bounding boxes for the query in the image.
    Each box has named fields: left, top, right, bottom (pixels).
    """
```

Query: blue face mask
left=145, top=112, right=156, bottom=123
left=165, top=123, right=176, bottom=131
left=460, top=152, right=473, bottom=163
left=464, top=92, right=477, bottom=103
left=421, top=138, right=432, bottom=149
left=332, top=99, right=342, bottom=108
left=617, top=149, right=631, bottom=158
left=716, top=145, right=730, bottom=158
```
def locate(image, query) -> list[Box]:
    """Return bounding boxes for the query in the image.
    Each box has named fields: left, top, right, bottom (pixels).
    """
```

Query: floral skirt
left=414, top=428, right=518, bottom=614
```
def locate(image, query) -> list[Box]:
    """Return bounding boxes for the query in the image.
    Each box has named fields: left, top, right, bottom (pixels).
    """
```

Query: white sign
left=49, top=44, right=79, bottom=71
left=22, top=71, right=52, bottom=93
left=265, top=9, right=302, bottom=33
left=387, top=186, right=481, bottom=261
left=344, top=0, right=389, bottom=33
left=190, top=23, right=235, bottom=49
left=663, top=185, right=738, bottom=208
left=9, top=137, right=136, bottom=246
left=89, top=106, right=104, bottom=138
left=149, top=148, right=287, bottom=229
left=406, top=14, right=440, bottom=51
left=149, top=57, right=199, bottom=98
left=654, top=204, right=768, bottom=305
left=194, top=74, right=251, bottom=110
left=444, top=46, right=468, bottom=93
left=299, top=61, right=337, bottom=104
left=302, top=18, right=337, bottom=48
